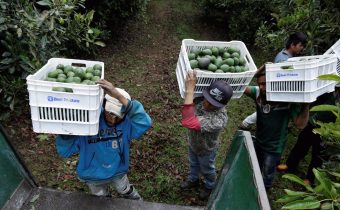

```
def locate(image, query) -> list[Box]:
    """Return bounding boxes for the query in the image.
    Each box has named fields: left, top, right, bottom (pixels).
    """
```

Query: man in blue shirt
left=274, top=32, right=307, bottom=63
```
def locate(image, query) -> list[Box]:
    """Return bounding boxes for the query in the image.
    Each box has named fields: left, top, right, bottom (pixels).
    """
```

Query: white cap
left=104, top=88, right=131, bottom=118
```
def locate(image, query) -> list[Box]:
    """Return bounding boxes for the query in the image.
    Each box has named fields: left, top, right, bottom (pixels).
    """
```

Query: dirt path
left=5, top=0, right=233, bottom=207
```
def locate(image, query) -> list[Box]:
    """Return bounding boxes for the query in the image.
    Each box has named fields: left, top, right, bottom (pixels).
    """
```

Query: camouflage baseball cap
left=202, top=80, right=233, bottom=108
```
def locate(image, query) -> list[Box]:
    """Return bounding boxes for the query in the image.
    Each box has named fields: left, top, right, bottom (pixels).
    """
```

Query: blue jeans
left=188, top=147, right=217, bottom=189
left=254, top=144, right=281, bottom=189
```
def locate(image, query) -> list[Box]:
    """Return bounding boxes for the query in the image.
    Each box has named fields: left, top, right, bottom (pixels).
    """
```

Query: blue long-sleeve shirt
left=56, top=100, right=152, bottom=182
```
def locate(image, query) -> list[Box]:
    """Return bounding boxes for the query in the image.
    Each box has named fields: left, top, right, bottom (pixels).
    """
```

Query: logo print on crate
left=47, top=96, right=80, bottom=103
left=276, top=73, right=299, bottom=78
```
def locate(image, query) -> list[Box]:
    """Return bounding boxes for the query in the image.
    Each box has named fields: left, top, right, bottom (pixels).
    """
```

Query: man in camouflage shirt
left=180, top=71, right=233, bottom=200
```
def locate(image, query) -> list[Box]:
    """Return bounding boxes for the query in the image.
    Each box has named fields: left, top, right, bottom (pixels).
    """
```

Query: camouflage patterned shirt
left=187, top=98, right=228, bottom=155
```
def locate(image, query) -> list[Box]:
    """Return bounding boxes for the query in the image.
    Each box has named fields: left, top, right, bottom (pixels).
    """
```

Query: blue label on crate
left=47, top=96, right=80, bottom=103
left=276, top=72, right=298, bottom=78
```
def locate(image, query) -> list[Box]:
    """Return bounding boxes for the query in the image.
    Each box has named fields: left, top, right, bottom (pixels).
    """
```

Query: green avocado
left=198, top=57, right=211, bottom=69
left=48, top=70, right=59, bottom=78
left=208, top=63, right=217, bottom=72
left=190, top=60, right=198, bottom=69
left=215, top=69, right=224, bottom=73
left=202, top=48, right=212, bottom=56
left=93, top=64, right=102, bottom=71
left=188, top=53, right=196, bottom=60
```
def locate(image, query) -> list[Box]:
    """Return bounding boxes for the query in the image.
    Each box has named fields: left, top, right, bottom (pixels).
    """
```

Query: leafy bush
left=278, top=170, right=340, bottom=210
left=198, top=0, right=274, bottom=45
left=85, top=0, right=150, bottom=28
left=255, top=0, right=340, bottom=56
left=0, top=0, right=105, bottom=120
left=277, top=75, right=340, bottom=209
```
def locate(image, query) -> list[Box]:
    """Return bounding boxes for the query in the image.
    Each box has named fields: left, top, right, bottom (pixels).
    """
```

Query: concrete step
left=21, top=187, right=204, bottom=210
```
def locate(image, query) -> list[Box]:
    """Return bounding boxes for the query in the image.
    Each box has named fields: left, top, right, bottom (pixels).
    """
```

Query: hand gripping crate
left=26, top=58, right=104, bottom=136
left=324, top=38, right=340, bottom=76
left=265, top=55, right=338, bottom=103
left=176, top=39, right=257, bottom=99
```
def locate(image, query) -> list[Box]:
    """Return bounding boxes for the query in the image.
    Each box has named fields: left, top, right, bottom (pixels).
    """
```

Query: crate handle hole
left=72, top=63, right=86, bottom=67
left=245, top=55, right=250, bottom=64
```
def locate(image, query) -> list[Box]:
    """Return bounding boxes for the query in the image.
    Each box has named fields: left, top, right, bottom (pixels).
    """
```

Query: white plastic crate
left=265, top=55, right=338, bottom=103
left=26, top=58, right=105, bottom=135
left=324, top=38, right=340, bottom=76
left=176, top=39, right=257, bottom=99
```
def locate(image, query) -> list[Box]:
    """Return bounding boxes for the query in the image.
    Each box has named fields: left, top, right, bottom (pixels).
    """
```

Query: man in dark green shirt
left=244, top=65, right=310, bottom=189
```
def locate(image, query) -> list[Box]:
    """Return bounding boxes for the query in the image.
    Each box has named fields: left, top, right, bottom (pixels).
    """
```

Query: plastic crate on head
left=176, top=39, right=257, bottom=99
left=26, top=58, right=105, bottom=136
left=265, top=55, right=338, bottom=103
left=324, top=38, right=340, bottom=76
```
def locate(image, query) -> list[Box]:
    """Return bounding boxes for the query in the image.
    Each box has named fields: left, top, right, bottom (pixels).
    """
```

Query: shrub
left=198, top=0, right=274, bottom=45
left=0, top=0, right=105, bottom=120
left=85, top=0, right=150, bottom=29
left=255, top=0, right=340, bottom=56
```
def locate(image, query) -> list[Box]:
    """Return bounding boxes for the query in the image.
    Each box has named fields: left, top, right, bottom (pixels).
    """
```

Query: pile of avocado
left=188, top=46, right=249, bottom=73
left=45, top=64, right=103, bottom=92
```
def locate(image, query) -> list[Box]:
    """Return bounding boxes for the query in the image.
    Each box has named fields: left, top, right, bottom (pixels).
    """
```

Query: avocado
left=93, top=64, right=102, bottom=71
left=208, top=63, right=217, bottom=72
left=223, top=52, right=231, bottom=59
left=190, top=60, right=199, bottom=69
left=202, top=48, right=212, bottom=56
left=198, top=57, right=211, bottom=69
left=215, top=69, right=224, bottom=73
left=48, top=70, right=59, bottom=78
left=56, top=64, right=64, bottom=70
left=239, top=57, right=246, bottom=66
left=233, top=57, right=240, bottom=65
left=211, top=47, right=219, bottom=56
left=232, top=52, right=240, bottom=58
left=220, top=64, right=229, bottom=72
left=188, top=53, right=196, bottom=60
left=225, top=58, right=235, bottom=66
left=63, top=65, right=73, bottom=74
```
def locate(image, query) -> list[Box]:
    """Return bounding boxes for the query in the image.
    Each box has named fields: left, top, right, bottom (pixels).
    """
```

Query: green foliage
left=198, top=0, right=274, bottom=44
left=255, top=0, right=340, bottom=55
left=278, top=75, right=340, bottom=209
left=310, top=75, right=340, bottom=147
left=278, top=169, right=339, bottom=209
left=0, top=0, right=105, bottom=120
left=85, top=0, right=150, bottom=28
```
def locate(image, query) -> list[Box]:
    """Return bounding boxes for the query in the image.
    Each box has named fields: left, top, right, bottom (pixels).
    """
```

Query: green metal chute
left=206, top=131, right=270, bottom=210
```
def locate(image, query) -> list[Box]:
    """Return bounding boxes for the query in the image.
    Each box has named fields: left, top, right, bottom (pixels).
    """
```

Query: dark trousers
left=254, top=144, right=281, bottom=189
left=286, top=123, right=324, bottom=182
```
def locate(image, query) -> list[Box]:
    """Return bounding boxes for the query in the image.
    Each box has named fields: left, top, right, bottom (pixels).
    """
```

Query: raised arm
left=122, top=99, right=152, bottom=140
left=96, top=79, right=129, bottom=106
left=244, top=86, right=252, bottom=96
left=181, top=71, right=201, bottom=131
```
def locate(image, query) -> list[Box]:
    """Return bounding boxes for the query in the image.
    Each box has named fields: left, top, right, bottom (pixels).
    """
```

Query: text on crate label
left=276, top=72, right=299, bottom=78
left=47, top=96, right=80, bottom=103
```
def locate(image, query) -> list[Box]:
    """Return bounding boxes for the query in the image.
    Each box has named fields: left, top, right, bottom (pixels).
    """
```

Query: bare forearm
left=294, top=104, right=310, bottom=129
left=184, top=91, right=194, bottom=104
left=117, top=94, right=129, bottom=106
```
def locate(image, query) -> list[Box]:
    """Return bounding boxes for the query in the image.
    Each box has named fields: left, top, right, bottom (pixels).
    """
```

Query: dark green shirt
left=248, top=87, right=300, bottom=154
